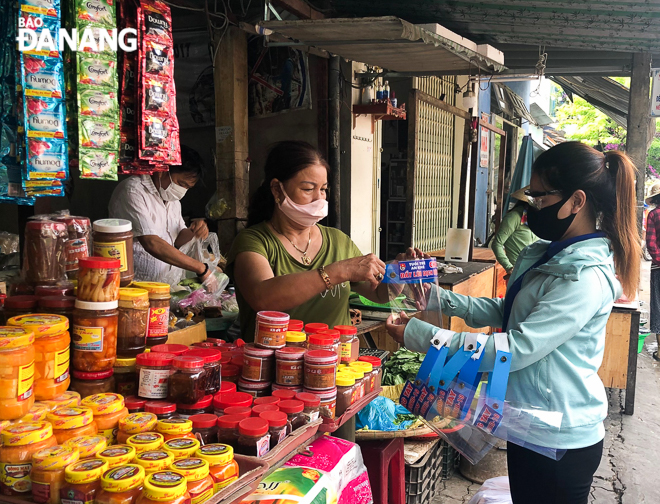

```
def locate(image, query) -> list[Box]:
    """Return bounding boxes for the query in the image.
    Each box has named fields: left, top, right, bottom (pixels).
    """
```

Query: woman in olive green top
left=227, top=141, right=389, bottom=339
left=492, top=196, right=537, bottom=275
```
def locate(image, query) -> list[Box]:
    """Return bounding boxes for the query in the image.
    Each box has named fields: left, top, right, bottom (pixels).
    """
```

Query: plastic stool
left=357, top=438, right=405, bottom=504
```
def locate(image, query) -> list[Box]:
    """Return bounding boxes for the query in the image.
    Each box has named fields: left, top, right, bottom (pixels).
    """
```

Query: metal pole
left=328, top=55, right=341, bottom=229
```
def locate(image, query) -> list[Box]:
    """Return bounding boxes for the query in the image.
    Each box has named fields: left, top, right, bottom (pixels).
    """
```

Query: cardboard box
left=166, top=320, right=207, bottom=345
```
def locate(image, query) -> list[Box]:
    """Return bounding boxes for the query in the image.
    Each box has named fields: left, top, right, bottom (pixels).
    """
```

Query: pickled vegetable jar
left=70, top=369, right=115, bottom=398
left=131, top=283, right=170, bottom=347
left=72, top=300, right=118, bottom=372
left=136, top=471, right=190, bottom=504
left=0, top=327, right=36, bottom=420
left=156, top=418, right=194, bottom=441
left=117, top=288, right=149, bottom=357
left=77, top=257, right=121, bottom=303
left=92, top=219, right=134, bottom=287
left=137, top=353, right=174, bottom=400
left=96, top=464, right=145, bottom=504
left=61, top=458, right=109, bottom=504
left=7, top=314, right=70, bottom=400
left=97, top=445, right=137, bottom=469
left=63, top=435, right=107, bottom=459
left=47, top=407, right=97, bottom=444
left=126, top=433, right=165, bottom=454
left=170, top=458, right=213, bottom=504
left=0, top=421, right=56, bottom=495
left=31, top=445, right=80, bottom=504
left=134, top=450, right=174, bottom=475
left=117, top=412, right=158, bottom=444
left=81, top=393, right=128, bottom=444
left=195, top=444, right=239, bottom=493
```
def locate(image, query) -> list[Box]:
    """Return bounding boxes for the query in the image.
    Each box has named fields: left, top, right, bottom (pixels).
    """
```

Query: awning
left=550, top=76, right=629, bottom=128
left=530, top=103, right=554, bottom=127
left=260, top=16, right=506, bottom=74
left=491, top=83, right=537, bottom=125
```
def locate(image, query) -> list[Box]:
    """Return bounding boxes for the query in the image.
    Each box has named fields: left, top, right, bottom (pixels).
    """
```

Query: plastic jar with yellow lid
left=131, top=283, right=170, bottom=348
left=134, top=451, right=174, bottom=475
left=47, top=407, right=97, bottom=444
left=126, top=432, right=165, bottom=454
left=285, top=331, right=307, bottom=348
left=81, top=393, right=129, bottom=444
left=117, top=288, right=149, bottom=358
left=156, top=418, right=194, bottom=441
left=0, top=327, right=36, bottom=420
left=135, top=471, right=190, bottom=504
left=8, top=314, right=71, bottom=401
left=114, top=357, right=138, bottom=398
left=96, top=464, right=146, bottom=504
left=349, top=361, right=375, bottom=394
left=170, top=458, right=213, bottom=504
left=61, top=458, right=109, bottom=504
left=41, top=391, right=81, bottom=410
left=117, top=412, right=158, bottom=444
left=195, top=444, right=239, bottom=493
left=96, top=445, right=136, bottom=469
left=0, top=422, right=56, bottom=495
left=15, top=401, right=51, bottom=422
left=31, top=445, right=80, bottom=504
left=64, top=435, right=107, bottom=459
left=0, top=420, right=11, bottom=446
left=162, top=437, right=200, bottom=460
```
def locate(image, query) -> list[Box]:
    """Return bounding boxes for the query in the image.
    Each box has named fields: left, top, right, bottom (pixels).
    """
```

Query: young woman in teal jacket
left=387, top=142, right=640, bottom=504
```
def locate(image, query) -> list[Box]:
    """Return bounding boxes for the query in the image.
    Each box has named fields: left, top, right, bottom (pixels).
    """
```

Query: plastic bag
left=356, top=396, right=417, bottom=431
left=205, top=192, right=230, bottom=221
left=467, top=477, right=512, bottom=504
left=160, top=232, right=223, bottom=287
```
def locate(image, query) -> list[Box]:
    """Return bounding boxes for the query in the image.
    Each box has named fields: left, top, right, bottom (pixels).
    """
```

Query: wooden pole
left=494, top=133, right=508, bottom=233
left=466, top=125, right=479, bottom=261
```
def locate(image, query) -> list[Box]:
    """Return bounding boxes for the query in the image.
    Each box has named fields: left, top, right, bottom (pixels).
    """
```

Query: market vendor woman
left=227, top=141, right=389, bottom=339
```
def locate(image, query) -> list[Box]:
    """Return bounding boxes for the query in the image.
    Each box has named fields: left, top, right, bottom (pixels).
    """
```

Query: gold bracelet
left=318, top=266, right=333, bottom=291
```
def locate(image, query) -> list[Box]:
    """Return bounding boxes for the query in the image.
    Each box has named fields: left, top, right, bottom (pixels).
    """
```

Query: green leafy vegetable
left=382, top=348, right=425, bottom=386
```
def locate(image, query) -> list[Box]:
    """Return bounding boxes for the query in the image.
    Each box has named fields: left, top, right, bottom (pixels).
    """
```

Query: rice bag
left=79, top=147, right=118, bottom=180
left=25, top=138, right=68, bottom=180
left=25, top=97, right=66, bottom=139
left=77, top=53, right=118, bottom=87
left=79, top=117, right=119, bottom=150
left=21, top=54, right=64, bottom=99
left=76, top=0, right=116, bottom=26
left=78, top=86, right=119, bottom=118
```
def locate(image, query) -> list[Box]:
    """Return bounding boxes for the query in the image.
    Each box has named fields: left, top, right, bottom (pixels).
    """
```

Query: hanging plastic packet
left=143, top=77, right=169, bottom=113
left=77, top=54, right=118, bottom=87
left=23, top=180, right=65, bottom=197
left=24, top=97, right=67, bottom=139
left=79, top=147, right=117, bottom=180
left=21, top=54, right=65, bottom=99
left=76, top=23, right=117, bottom=58
left=76, top=0, right=116, bottom=26
left=143, top=38, right=173, bottom=78
left=120, top=97, right=136, bottom=126
left=139, top=0, right=172, bottom=43
left=20, top=0, right=61, bottom=16
left=119, top=130, right=136, bottom=163
left=25, top=138, right=68, bottom=180
left=140, top=114, right=168, bottom=150
left=78, top=87, right=119, bottom=118
left=19, top=6, right=60, bottom=49
left=79, top=117, right=119, bottom=150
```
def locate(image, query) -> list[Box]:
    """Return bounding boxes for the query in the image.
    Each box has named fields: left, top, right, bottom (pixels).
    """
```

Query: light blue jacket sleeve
left=427, top=284, right=505, bottom=329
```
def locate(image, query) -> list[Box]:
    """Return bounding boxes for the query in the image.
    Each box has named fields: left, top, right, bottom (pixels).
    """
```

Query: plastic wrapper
left=143, top=39, right=173, bottom=78
left=25, top=138, right=68, bottom=180
left=77, top=54, right=118, bottom=87
left=176, top=272, right=230, bottom=312
left=76, top=23, right=117, bottom=58
left=21, top=54, right=64, bottom=99
left=79, top=147, right=118, bottom=179
left=54, top=215, right=92, bottom=277
left=23, top=219, right=68, bottom=284
left=25, top=97, right=66, bottom=139
left=79, top=118, right=119, bottom=150
left=76, top=0, right=116, bottom=26
left=139, top=0, right=172, bottom=42
left=467, top=477, right=512, bottom=504
left=78, top=87, right=119, bottom=118
left=355, top=395, right=417, bottom=431
left=160, top=233, right=223, bottom=287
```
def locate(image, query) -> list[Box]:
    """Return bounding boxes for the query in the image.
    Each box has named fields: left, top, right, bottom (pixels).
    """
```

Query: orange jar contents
left=0, top=422, right=57, bottom=495
left=72, top=300, right=118, bottom=373
left=126, top=433, right=165, bottom=454
left=116, top=412, right=158, bottom=444
left=30, top=445, right=80, bottom=504
left=96, top=464, right=145, bottom=504
left=195, top=444, right=239, bottom=493
left=61, top=458, right=109, bottom=504
left=131, top=283, right=170, bottom=348
left=97, top=445, right=137, bottom=469
left=7, top=314, right=70, bottom=400
left=303, top=350, right=337, bottom=391
left=47, top=407, right=97, bottom=444
left=134, top=451, right=174, bottom=475
left=170, top=458, right=213, bottom=504
left=241, top=344, right=274, bottom=382
left=64, top=435, right=107, bottom=459
left=156, top=418, right=194, bottom=441
left=254, top=311, right=289, bottom=349
left=135, top=471, right=190, bottom=504
left=162, top=437, right=200, bottom=461
left=0, top=327, right=36, bottom=420
left=18, top=401, right=50, bottom=422
left=81, top=393, right=128, bottom=444
left=274, top=347, right=305, bottom=387
left=76, top=257, right=121, bottom=303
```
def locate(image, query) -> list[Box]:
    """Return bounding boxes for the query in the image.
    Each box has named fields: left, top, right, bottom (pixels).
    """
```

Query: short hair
left=170, top=145, right=204, bottom=178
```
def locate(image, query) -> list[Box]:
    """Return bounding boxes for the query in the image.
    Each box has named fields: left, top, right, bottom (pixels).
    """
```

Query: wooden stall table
left=429, top=247, right=507, bottom=298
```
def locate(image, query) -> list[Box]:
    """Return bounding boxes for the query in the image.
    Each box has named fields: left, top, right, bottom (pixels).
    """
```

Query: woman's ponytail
left=247, top=181, right=276, bottom=228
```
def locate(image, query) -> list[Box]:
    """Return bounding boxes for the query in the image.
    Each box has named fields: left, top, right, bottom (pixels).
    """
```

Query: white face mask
left=159, top=172, right=188, bottom=201
left=278, top=182, right=328, bottom=227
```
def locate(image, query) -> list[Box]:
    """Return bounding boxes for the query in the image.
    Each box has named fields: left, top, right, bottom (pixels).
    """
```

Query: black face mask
left=526, top=197, right=576, bottom=242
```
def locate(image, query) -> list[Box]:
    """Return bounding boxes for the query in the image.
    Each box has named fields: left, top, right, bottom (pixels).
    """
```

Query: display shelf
left=263, top=418, right=322, bottom=464
left=319, top=386, right=382, bottom=433
left=353, top=102, right=406, bottom=133
left=210, top=454, right=269, bottom=504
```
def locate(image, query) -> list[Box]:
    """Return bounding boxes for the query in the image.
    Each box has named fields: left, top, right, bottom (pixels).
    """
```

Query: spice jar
left=134, top=451, right=174, bottom=475
left=278, top=400, right=306, bottom=432
left=304, top=350, right=337, bottom=391
left=237, top=378, right=271, bottom=398
left=306, top=334, right=335, bottom=353
left=343, top=369, right=365, bottom=399
left=92, top=219, right=134, bottom=287
left=97, top=445, right=137, bottom=469
left=137, top=353, right=175, bottom=400
left=81, top=393, right=129, bottom=444
left=218, top=382, right=237, bottom=395
left=288, top=320, right=304, bottom=332
left=304, top=323, right=328, bottom=334
left=350, top=361, right=375, bottom=394
left=4, top=295, right=39, bottom=322
left=170, top=458, right=213, bottom=504
left=252, top=396, right=279, bottom=407
left=168, top=356, right=206, bottom=405
left=1, top=422, right=57, bottom=495
left=254, top=311, right=289, bottom=349
left=70, top=370, right=116, bottom=398
left=195, top=444, right=239, bottom=493
left=131, top=283, right=170, bottom=347
left=304, top=387, right=336, bottom=419
left=162, top=437, right=200, bottom=461
left=335, top=325, right=359, bottom=364
left=31, top=445, right=81, bottom=504
left=271, top=383, right=303, bottom=394
left=157, top=419, right=194, bottom=441
left=150, top=344, right=188, bottom=357
left=285, top=331, right=306, bottom=348
left=335, top=373, right=357, bottom=417
left=272, top=389, right=297, bottom=401
left=136, top=471, right=190, bottom=504
left=358, top=356, right=382, bottom=390
left=259, top=411, right=288, bottom=450
left=215, top=415, right=242, bottom=445
left=24, top=220, right=67, bottom=284
left=96, top=464, right=145, bottom=504
left=61, top=459, right=109, bottom=504
left=127, top=433, right=165, bottom=454
left=275, top=347, right=305, bottom=386
left=317, top=329, right=342, bottom=360
left=189, top=414, right=218, bottom=445
left=236, top=418, right=270, bottom=457
left=212, top=392, right=252, bottom=416
left=114, top=357, right=138, bottom=397
left=242, top=344, right=274, bottom=382
left=72, top=300, right=118, bottom=373
left=184, top=349, right=222, bottom=395
left=38, top=296, right=76, bottom=327
left=251, top=404, right=279, bottom=417
left=0, top=327, right=36, bottom=420
left=47, top=407, right=97, bottom=444
left=64, top=435, right=107, bottom=459
left=222, top=406, right=250, bottom=418
left=125, top=397, right=147, bottom=414
left=221, top=364, right=240, bottom=385
left=295, top=392, right=321, bottom=423
left=177, top=395, right=213, bottom=419
left=230, top=355, right=244, bottom=371
left=77, top=257, right=121, bottom=303
left=117, top=412, right=158, bottom=444
left=117, top=288, right=149, bottom=357
left=144, top=401, right=177, bottom=420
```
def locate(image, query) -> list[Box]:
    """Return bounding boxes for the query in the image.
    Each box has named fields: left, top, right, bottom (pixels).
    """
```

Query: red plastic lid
left=34, top=284, right=75, bottom=297
left=304, top=349, right=338, bottom=364
left=192, top=342, right=216, bottom=348
left=184, top=348, right=222, bottom=364
left=219, top=355, right=232, bottom=365
left=278, top=400, right=304, bottom=414
left=334, top=325, right=357, bottom=336
left=173, top=356, right=204, bottom=370
left=304, top=387, right=336, bottom=400
left=71, top=369, right=114, bottom=380
left=150, top=344, right=189, bottom=356
left=223, top=406, right=251, bottom=418
left=305, top=323, right=329, bottom=334
left=136, top=352, right=175, bottom=367
left=145, top=401, right=177, bottom=415
left=238, top=417, right=269, bottom=437
left=4, top=295, right=39, bottom=310
left=230, top=356, right=244, bottom=368
left=79, top=256, right=121, bottom=270
left=219, top=382, right=237, bottom=394
left=216, top=414, right=244, bottom=429
left=219, top=343, right=238, bottom=352
left=307, top=334, right=334, bottom=346
left=205, top=338, right=225, bottom=346
left=243, top=343, right=275, bottom=358
left=272, top=389, right=297, bottom=401
left=189, top=414, right=218, bottom=429
left=275, top=347, right=306, bottom=360
left=251, top=404, right=279, bottom=416
left=319, top=329, right=340, bottom=341
left=221, top=364, right=240, bottom=377
left=253, top=396, right=280, bottom=406
left=26, top=220, right=66, bottom=232
left=272, top=384, right=303, bottom=393
left=288, top=320, right=304, bottom=332
left=177, top=395, right=212, bottom=411
left=295, top=392, right=321, bottom=408
left=213, top=392, right=253, bottom=410
left=125, top=396, right=147, bottom=410
left=39, top=295, right=77, bottom=309
left=259, top=411, right=288, bottom=428
left=256, top=311, right=289, bottom=324
left=359, top=356, right=382, bottom=367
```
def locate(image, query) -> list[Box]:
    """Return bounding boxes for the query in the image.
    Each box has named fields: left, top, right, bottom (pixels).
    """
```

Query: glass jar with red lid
left=304, top=350, right=338, bottom=391
left=136, top=352, right=174, bottom=400
left=149, top=344, right=188, bottom=357
left=287, top=320, right=304, bottom=332
left=190, top=414, right=218, bottom=444
left=254, top=311, right=289, bottom=349
left=317, top=329, right=341, bottom=360
left=70, top=369, right=116, bottom=398
left=272, top=389, right=297, bottom=401
left=217, top=382, right=236, bottom=395
left=168, top=356, right=206, bottom=405
left=259, top=411, right=288, bottom=450
left=253, top=396, right=280, bottom=407
left=304, top=387, right=336, bottom=419
left=144, top=401, right=177, bottom=420
left=304, top=323, right=328, bottom=334
left=34, top=283, right=75, bottom=298
left=275, top=347, right=305, bottom=387
left=242, top=344, right=274, bottom=382
left=335, top=325, right=359, bottom=364
left=212, top=392, right=253, bottom=416
left=176, top=395, right=213, bottom=419
left=236, top=418, right=270, bottom=457
left=222, top=406, right=250, bottom=418
left=216, top=415, right=243, bottom=444
left=3, top=295, right=39, bottom=323
left=271, top=383, right=303, bottom=394
left=251, top=404, right=279, bottom=417
left=184, top=348, right=222, bottom=395
left=237, top=378, right=271, bottom=398
left=125, top=396, right=147, bottom=414
left=221, top=364, right=240, bottom=385
left=295, top=392, right=321, bottom=423
left=278, top=400, right=306, bottom=432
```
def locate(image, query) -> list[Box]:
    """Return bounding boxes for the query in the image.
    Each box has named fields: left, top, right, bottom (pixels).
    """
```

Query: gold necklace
left=272, top=224, right=313, bottom=265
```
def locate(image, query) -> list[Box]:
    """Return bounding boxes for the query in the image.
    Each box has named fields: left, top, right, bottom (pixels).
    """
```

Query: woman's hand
left=328, top=253, right=386, bottom=290
left=396, top=247, right=430, bottom=262
left=190, top=219, right=209, bottom=240
left=386, top=312, right=410, bottom=345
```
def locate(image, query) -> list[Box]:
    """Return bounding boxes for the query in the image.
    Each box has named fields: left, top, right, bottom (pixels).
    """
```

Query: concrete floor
left=431, top=261, right=660, bottom=503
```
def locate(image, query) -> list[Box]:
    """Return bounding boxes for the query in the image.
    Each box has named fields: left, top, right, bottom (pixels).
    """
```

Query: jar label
left=17, top=360, right=35, bottom=401
left=190, top=487, right=212, bottom=504
left=60, top=487, right=94, bottom=504
left=242, top=355, right=268, bottom=381
left=0, top=462, right=32, bottom=495
left=302, top=410, right=320, bottom=423
left=340, top=342, right=351, bottom=360
left=72, top=326, right=104, bottom=352
left=147, top=307, right=169, bottom=338
left=257, top=434, right=271, bottom=457
left=55, top=347, right=70, bottom=383
left=65, top=238, right=89, bottom=272
left=138, top=368, right=170, bottom=398
left=277, top=428, right=287, bottom=444
left=99, top=427, right=117, bottom=444
left=31, top=481, right=50, bottom=503
left=213, top=476, right=237, bottom=493
left=116, top=380, right=136, bottom=397
left=94, top=241, right=128, bottom=273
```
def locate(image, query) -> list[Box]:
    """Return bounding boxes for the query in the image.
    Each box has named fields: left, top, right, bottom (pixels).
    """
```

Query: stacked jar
left=349, top=361, right=377, bottom=394
left=136, top=353, right=175, bottom=401
left=117, top=412, right=158, bottom=444
left=31, top=444, right=80, bottom=504
left=317, top=329, right=342, bottom=361
left=335, top=325, right=359, bottom=364
left=195, top=444, right=239, bottom=493
left=81, top=393, right=129, bottom=444
left=287, top=320, right=304, bottom=333
left=47, top=406, right=97, bottom=443
left=96, top=464, right=145, bottom=504
left=168, top=356, right=206, bottom=405
left=117, top=288, right=149, bottom=358
left=38, top=296, right=76, bottom=329
left=92, top=219, right=134, bottom=287
left=156, top=418, right=195, bottom=441
left=169, top=458, right=214, bottom=504
left=132, top=283, right=171, bottom=348
left=114, top=357, right=138, bottom=397
left=61, top=458, right=109, bottom=504
left=3, top=295, right=39, bottom=324
left=240, top=344, right=274, bottom=397
left=358, top=356, right=383, bottom=390
left=274, top=347, right=305, bottom=388
left=184, top=348, right=222, bottom=395
left=0, top=327, right=36, bottom=420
